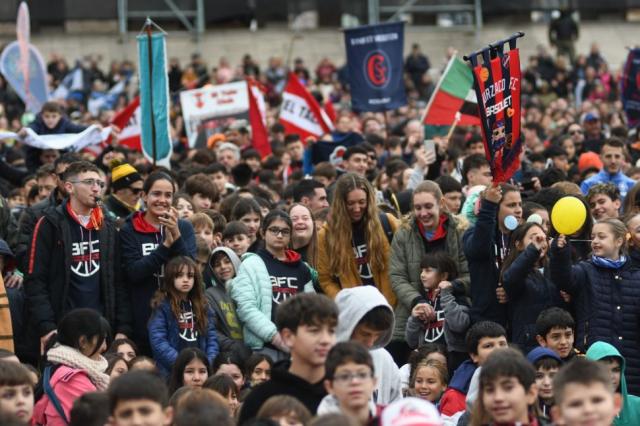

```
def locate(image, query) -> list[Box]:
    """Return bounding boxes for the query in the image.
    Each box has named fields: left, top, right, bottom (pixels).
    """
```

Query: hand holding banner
left=464, top=33, right=524, bottom=183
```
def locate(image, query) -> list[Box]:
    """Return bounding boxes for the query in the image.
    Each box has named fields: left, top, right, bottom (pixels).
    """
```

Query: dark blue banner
left=344, top=21, right=407, bottom=112
left=622, top=48, right=640, bottom=128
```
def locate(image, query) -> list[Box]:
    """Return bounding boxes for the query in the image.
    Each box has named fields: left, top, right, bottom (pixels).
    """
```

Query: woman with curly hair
left=317, top=173, right=399, bottom=306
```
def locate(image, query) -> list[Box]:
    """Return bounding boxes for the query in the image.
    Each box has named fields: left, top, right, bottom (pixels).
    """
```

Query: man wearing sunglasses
left=104, top=161, right=143, bottom=226
left=24, top=161, right=132, bottom=361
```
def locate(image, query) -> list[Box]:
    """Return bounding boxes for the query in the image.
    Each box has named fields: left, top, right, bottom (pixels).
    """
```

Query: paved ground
left=0, top=20, right=636, bottom=71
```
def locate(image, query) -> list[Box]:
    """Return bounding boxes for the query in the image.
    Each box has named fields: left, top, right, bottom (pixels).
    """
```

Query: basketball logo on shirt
left=71, top=240, right=100, bottom=277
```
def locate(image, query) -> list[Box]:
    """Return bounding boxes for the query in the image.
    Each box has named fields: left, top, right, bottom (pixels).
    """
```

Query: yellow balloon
left=551, top=196, right=587, bottom=235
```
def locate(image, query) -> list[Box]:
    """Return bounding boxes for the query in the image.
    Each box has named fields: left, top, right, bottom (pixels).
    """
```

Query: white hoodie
left=318, top=286, right=402, bottom=413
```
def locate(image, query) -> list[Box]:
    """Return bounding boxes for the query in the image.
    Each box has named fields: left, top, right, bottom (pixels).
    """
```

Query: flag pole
left=419, top=52, right=457, bottom=124
left=144, top=18, right=157, bottom=168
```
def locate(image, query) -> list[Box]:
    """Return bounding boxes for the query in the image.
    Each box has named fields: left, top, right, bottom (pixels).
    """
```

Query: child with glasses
left=229, top=210, right=316, bottom=361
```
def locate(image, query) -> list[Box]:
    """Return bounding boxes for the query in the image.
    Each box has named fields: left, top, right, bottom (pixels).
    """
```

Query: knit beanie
left=111, top=160, right=142, bottom=191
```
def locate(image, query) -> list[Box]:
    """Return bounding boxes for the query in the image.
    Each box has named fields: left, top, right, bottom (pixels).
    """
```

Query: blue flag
left=137, top=32, right=172, bottom=168
left=0, top=41, right=49, bottom=113
left=344, top=22, right=407, bottom=112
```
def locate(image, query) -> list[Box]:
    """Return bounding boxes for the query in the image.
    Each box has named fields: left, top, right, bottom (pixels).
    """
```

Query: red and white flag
left=111, top=96, right=141, bottom=151
left=247, top=79, right=271, bottom=158
left=279, top=72, right=334, bottom=141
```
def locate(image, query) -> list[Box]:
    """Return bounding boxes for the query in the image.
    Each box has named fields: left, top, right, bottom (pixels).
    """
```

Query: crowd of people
left=0, top=34, right=636, bottom=426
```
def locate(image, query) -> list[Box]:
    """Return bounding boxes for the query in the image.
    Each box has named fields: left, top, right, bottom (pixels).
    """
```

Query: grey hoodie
left=332, top=286, right=402, bottom=405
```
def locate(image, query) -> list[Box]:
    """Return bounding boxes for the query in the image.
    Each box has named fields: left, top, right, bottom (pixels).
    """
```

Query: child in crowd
left=190, top=212, right=215, bottom=250
left=586, top=341, right=640, bottom=426
left=406, top=251, right=469, bottom=372
left=551, top=219, right=640, bottom=394
left=206, top=210, right=227, bottom=248
left=526, top=346, right=562, bottom=418
left=335, top=286, right=402, bottom=405
left=174, top=193, right=195, bottom=219
left=222, top=221, right=252, bottom=258
left=245, top=353, right=274, bottom=388
left=435, top=175, right=463, bottom=214
left=204, top=247, right=247, bottom=357
left=148, top=256, right=219, bottom=377
left=212, top=351, right=246, bottom=391
left=586, top=182, right=621, bottom=222
left=440, top=321, right=508, bottom=426
left=400, top=344, right=448, bottom=394
left=471, top=348, right=547, bottom=426
left=195, top=237, right=210, bottom=276
left=203, top=374, right=240, bottom=416
left=522, top=201, right=550, bottom=234
left=535, top=307, right=579, bottom=362
left=257, top=395, right=312, bottom=426
left=108, top=338, right=138, bottom=363
left=169, top=348, right=212, bottom=395
left=0, top=361, right=34, bottom=426
left=108, top=371, right=173, bottom=426
left=501, top=222, right=562, bottom=353
left=129, top=356, right=157, bottom=373
left=105, top=354, right=129, bottom=380
left=408, top=359, right=448, bottom=406
left=552, top=358, right=622, bottom=426
left=321, top=341, right=381, bottom=425
left=238, top=293, right=339, bottom=423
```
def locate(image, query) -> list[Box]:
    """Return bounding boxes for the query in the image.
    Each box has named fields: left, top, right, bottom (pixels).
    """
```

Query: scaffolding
left=117, top=0, right=205, bottom=40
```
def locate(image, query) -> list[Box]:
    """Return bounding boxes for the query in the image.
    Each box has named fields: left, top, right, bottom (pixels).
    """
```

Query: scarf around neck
left=46, top=344, right=110, bottom=390
left=591, top=255, right=627, bottom=269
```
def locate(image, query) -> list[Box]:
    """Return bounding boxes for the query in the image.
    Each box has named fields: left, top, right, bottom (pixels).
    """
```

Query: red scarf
left=416, top=214, right=448, bottom=242
left=66, top=201, right=103, bottom=230
left=132, top=211, right=161, bottom=234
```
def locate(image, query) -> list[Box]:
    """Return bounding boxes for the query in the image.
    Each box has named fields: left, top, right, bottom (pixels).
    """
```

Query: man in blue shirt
left=581, top=138, right=635, bottom=198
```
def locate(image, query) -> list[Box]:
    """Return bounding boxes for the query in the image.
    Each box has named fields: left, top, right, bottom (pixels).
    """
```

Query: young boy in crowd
left=238, top=293, right=339, bottom=423
left=552, top=358, right=622, bottom=426
left=108, top=370, right=173, bottom=426
left=439, top=321, right=508, bottom=426
left=334, top=286, right=402, bottom=406
left=207, top=163, right=236, bottom=198
left=184, top=173, right=219, bottom=211
left=205, top=247, right=247, bottom=357
left=435, top=175, right=463, bottom=214
left=535, top=307, right=580, bottom=362
left=527, top=346, right=562, bottom=418
left=321, top=341, right=381, bottom=425
left=190, top=212, right=215, bottom=250
left=222, top=221, right=251, bottom=258
left=586, top=182, right=621, bottom=221
left=204, top=210, right=227, bottom=249
left=0, top=361, right=34, bottom=425
left=586, top=341, right=640, bottom=426
left=476, top=348, right=545, bottom=425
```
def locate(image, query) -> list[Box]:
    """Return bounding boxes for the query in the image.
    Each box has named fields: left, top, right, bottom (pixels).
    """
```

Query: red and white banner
left=111, top=96, right=141, bottom=151
left=247, top=79, right=271, bottom=158
left=279, top=72, right=334, bottom=141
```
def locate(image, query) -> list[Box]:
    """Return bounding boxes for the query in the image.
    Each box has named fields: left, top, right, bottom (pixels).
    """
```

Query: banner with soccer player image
left=622, top=48, right=640, bottom=129
left=466, top=34, right=524, bottom=183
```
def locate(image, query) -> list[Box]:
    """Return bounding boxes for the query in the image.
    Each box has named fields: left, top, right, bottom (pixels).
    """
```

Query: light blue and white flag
left=137, top=32, right=172, bottom=168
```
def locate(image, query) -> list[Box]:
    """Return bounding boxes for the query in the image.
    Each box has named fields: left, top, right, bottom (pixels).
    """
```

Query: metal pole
left=145, top=19, right=157, bottom=168
left=368, top=0, right=379, bottom=24
left=118, top=0, right=128, bottom=41
left=474, top=0, right=483, bottom=40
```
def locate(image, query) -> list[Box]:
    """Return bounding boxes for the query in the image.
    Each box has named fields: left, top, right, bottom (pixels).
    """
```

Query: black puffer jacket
left=24, top=201, right=132, bottom=337
left=550, top=241, right=640, bottom=395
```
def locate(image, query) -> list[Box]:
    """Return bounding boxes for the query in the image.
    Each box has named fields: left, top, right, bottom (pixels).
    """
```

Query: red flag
left=111, top=96, right=141, bottom=151
left=247, top=79, right=271, bottom=158
left=279, top=72, right=334, bottom=141
left=324, top=98, right=337, bottom=125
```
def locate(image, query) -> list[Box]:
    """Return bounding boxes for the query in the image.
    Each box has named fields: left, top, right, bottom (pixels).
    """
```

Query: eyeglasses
left=333, top=371, right=373, bottom=384
left=69, top=179, right=106, bottom=189
left=267, top=227, right=291, bottom=237
left=129, top=187, right=143, bottom=195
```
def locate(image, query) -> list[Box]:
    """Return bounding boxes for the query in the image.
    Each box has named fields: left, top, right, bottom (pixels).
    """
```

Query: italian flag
left=422, top=56, right=480, bottom=136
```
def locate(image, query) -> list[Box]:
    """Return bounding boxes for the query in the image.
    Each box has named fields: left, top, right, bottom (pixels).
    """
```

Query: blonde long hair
left=327, top=173, right=387, bottom=276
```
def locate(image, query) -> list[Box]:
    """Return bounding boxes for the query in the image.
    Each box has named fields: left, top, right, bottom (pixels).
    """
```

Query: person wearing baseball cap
left=104, top=160, right=144, bottom=224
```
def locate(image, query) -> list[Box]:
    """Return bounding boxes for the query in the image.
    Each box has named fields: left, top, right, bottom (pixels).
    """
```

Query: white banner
left=0, top=125, right=111, bottom=151
left=180, top=81, right=249, bottom=147
left=280, top=91, right=326, bottom=136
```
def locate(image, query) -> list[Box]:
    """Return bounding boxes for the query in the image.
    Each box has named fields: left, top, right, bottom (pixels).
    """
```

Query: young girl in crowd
left=405, top=251, right=470, bottom=373
left=174, top=193, right=195, bottom=219
left=169, top=348, right=211, bottom=394
left=400, top=343, right=448, bottom=393
left=230, top=210, right=315, bottom=360
left=34, top=309, right=111, bottom=425
left=203, top=374, right=240, bottom=416
left=212, top=351, right=246, bottom=391
left=408, top=359, right=448, bottom=406
left=464, top=183, right=522, bottom=328
left=257, top=395, right=312, bottom=426
left=148, top=256, right=219, bottom=377
left=288, top=203, right=318, bottom=267
left=120, top=171, right=197, bottom=355
left=501, top=222, right=562, bottom=353
left=104, top=354, right=128, bottom=380
left=107, top=338, right=138, bottom=363
left=245, top=353, right=273, bottom=387
left=230, top=198, right=263, bottom=253
left=551, top=218, right=640, bottom=395
left=0, top=361, right=34, bottom=426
